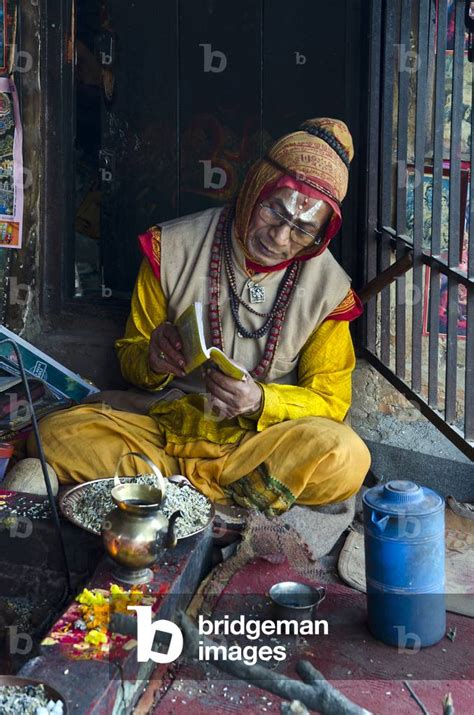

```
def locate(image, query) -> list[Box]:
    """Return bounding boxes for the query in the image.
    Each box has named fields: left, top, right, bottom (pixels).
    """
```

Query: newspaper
left=0, top=325, right=99, bottom=401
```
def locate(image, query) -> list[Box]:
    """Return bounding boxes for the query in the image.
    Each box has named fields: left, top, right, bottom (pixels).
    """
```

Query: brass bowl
left=0, top=675, right=68, bottom=713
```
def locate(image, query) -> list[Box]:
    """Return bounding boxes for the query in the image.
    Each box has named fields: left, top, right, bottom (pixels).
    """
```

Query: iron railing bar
left=445, top=0, right=466, bottom=424
left=362, top=348, right=474, bottom=461
left=379, top=0, right=396, bottom=366
left=430, top=0, right=448, bottom=259
left=377, top=229, right=474, bottom=286
left=470, top=55, right=474, bottom=283
left=466, top=290, right=474, bottom=439
left=424, top=255, right=472, bottom=284
left=446, top=277, right=459, bottom=423
left=411, top=0, right=430, bottom=393
left=364, top=0, right=473, bottom=461
left=378, top=226, right=463, bottom=252
left=465, top=42, right=474, bottom=439
left=428, top=265, right=441, bottom=406
left=448, top=0, right=465, bottom=269
left=427, top=0, right=447, bottom=409
left=395, top=0, right=412, bottom=379
left=380, top=225, right=406, bottom=238
left=365, top=0, right=383, bottom=353
left=395, top=0, right=411, bottom=232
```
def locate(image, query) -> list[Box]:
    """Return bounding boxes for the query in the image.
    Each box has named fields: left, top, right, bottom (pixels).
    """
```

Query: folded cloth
left=80, top=387, right=186, bottom=414
left=446, top=495, right=474, bottom=521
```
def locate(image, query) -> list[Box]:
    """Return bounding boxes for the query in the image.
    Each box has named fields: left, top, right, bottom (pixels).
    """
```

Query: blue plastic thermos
left=363, top=479, right=445, bottom=648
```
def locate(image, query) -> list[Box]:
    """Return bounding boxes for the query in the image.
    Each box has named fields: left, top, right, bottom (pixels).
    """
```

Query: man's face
left=246, top=188, right=333, bottom=266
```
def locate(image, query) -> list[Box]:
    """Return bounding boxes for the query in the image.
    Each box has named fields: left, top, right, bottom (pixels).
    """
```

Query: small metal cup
left=269, top=581, right=326, bottom=621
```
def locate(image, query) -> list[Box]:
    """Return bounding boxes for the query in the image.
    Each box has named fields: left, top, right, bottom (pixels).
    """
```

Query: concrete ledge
left=19, top=525, right=213, bottom=714
left=366, top=440, right=474, bottom=501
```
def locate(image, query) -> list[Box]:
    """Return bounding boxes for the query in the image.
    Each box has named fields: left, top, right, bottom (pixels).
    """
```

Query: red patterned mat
left=149, top=557, right=473, bottom=714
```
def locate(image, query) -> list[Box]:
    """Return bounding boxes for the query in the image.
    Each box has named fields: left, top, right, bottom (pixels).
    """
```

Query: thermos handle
left=371, top=510, right=391, bottom=532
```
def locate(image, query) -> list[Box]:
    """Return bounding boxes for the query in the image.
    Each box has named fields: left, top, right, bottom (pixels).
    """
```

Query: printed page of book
left=208, top=348, right=246, bottom=381
left=176, top=302, right=246, bottom=380
left=175, top=303, right=209, bottom=373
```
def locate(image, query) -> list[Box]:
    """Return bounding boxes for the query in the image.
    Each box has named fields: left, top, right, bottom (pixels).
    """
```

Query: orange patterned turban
left=234, top=118, right=354, bottom=270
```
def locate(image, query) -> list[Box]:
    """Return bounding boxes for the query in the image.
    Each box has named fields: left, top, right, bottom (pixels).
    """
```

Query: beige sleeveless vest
left=158, top=206, right=350, bottom=394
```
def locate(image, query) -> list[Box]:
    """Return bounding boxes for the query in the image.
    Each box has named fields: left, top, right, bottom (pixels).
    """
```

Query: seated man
left=28, top=117, right=370, bottom=515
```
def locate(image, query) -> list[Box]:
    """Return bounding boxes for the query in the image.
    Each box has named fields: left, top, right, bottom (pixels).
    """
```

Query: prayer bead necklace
left=208, top=204, right=301, bottom=379
left=223, top=224, right=297, bottom=320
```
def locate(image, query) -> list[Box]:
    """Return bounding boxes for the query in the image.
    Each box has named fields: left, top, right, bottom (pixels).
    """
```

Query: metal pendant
left=247, top=280, right=265, bottom=304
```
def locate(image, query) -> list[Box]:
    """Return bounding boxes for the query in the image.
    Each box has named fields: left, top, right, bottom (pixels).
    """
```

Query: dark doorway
left=39, top=0, right=368, bottom=388
left=69, top=0, right=367, bottom=298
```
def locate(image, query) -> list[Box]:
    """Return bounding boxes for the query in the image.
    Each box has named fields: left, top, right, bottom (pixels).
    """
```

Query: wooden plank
left=263, top=0, right=361, bottom=273
left=263, top=0, right=347, bottom=136
left=101, top=0, right=178, bottom=294
left=178, top=0, right=262, bottom=216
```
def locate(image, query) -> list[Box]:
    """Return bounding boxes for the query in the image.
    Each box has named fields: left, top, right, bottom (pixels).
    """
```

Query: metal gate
left=363, top=0, right=474, bottom=460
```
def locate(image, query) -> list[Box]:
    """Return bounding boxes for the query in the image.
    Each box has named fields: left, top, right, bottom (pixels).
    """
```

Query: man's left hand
left=203, top=367, right=262, bottom=420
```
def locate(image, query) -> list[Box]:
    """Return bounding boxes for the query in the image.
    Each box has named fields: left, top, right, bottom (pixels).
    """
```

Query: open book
left=175, top=302, right=246, bottom=381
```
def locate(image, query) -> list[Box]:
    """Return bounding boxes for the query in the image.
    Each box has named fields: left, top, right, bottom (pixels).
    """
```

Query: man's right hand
left=149, top=322, right=186, bottom=377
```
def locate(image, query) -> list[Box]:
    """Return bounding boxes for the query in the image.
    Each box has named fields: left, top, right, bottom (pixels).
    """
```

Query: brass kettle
left=102, top=482, right=181, bottom=585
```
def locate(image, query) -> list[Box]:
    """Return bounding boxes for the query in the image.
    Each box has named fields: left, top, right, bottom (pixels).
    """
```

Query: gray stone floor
left=351, top=408, right=474, bottom=501
left=353, top=411, right=472, bottom=464
left=351, top=361, right=472, bottom=478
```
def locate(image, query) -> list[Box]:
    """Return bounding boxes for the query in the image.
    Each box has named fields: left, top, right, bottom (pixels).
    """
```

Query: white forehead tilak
left=279, top=191, right=328, bottom=222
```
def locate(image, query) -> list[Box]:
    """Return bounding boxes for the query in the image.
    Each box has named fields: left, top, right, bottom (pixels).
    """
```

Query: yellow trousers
left=27, top=405, right=371, bottom=515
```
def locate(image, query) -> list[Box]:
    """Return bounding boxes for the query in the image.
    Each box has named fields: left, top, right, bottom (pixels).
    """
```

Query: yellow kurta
left=115, top=259, right=355, bottom=438
left=29, top=258, right=370, bottom=515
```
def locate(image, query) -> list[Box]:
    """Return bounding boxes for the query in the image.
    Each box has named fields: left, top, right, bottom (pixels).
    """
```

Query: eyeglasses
left=258, top=203, right=325, bottom=247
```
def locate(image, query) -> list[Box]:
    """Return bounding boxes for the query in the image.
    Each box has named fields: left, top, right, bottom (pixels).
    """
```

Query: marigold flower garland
left=76, top=583, right=146, bottom=647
